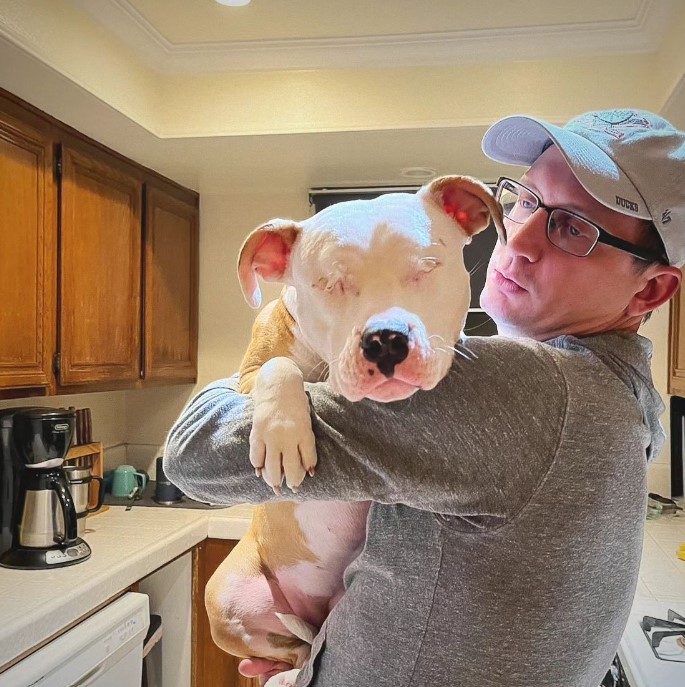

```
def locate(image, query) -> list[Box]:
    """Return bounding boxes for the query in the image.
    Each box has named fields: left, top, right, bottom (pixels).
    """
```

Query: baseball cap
left=481, top=109, right=685, bottom=266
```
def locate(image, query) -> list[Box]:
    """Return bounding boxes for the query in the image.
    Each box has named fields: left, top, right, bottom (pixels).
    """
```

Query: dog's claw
left=308, top=468, right=316, bottom=477
left=272, top=484, right=282, bottom=496
left=255, top=467, right=262, bottom=478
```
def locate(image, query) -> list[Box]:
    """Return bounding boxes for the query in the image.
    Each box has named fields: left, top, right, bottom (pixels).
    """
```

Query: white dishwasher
left=0, top=592, right=150, bottom=687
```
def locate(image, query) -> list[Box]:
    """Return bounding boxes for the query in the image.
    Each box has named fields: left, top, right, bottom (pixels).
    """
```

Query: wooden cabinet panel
left=0, top=113, right=55, bottom=389
left=144, top=183, right=198, bottom=382
left=59, top=145, right=143, bottom=386
left=0, top=87, right=200, bottom=395
left=193, top=540, right=259, bottom=687
left=669, top=285, right=685, bottom=395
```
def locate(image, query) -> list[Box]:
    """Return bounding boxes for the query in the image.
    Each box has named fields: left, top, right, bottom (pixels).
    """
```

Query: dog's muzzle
left=360, top=326, right=410, bottom=378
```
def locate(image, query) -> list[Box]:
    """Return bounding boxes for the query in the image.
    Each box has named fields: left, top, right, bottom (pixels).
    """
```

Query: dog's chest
left=294, top=501, right=370, bottom=565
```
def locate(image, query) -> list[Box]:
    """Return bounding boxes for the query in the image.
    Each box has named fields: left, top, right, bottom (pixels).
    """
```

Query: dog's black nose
left=360, top=328, right=410, bottom=378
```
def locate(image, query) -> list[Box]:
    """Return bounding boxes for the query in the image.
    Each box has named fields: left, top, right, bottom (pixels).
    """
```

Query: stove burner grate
left=640, top=609, right=685, bottom=663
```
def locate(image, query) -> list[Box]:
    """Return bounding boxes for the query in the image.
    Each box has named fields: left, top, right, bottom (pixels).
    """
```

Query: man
left=164, top=109, right=685, bottom=686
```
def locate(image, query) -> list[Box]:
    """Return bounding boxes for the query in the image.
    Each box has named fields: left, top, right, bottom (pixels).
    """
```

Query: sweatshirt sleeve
left=163, top=337, right=567, bottom=518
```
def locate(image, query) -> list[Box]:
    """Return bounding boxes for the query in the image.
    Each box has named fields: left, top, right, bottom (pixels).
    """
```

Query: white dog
left=205, top=175, right=504, bottom=686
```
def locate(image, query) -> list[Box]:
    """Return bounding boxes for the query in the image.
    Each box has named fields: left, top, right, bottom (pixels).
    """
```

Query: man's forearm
left=163, top=338, right=564, bottom=516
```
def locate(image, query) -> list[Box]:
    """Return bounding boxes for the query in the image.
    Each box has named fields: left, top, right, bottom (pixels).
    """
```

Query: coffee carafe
left=0, top=407, right=91, bottom=570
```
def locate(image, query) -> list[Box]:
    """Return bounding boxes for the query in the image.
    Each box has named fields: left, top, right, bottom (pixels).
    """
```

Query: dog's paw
left=250, top=388, right=317, bottom=493
left=275, top=612, right=317, bottom=644
left=250, top=408, right=317, bottom=493
left=264, top=668, right=301, bottom=687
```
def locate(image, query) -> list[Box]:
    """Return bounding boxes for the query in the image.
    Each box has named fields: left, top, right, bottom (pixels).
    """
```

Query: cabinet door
left=669, top=285, right=685, bottom=395
left=59, top=145, right=142, bottom=386
left=193, top=540, right=259, bottom=687
left=143, top=183, right=198, bottom=382
left=0, top=112, right=55, bottom=389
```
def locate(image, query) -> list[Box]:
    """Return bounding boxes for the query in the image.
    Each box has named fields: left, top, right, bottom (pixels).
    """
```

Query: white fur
left=249, top=190, right=473, bottom=486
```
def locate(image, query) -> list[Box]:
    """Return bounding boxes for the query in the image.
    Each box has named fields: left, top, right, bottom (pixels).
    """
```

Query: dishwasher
left=0, top=592, right=150, bottom=687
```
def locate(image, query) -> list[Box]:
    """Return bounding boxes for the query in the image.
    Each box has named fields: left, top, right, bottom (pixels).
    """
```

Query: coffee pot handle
left=50, top=476, right=79, bottom=545
left=87, top=476, right=105, bottom=514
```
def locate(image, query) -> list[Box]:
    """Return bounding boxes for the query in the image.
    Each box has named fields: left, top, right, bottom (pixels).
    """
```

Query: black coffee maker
left=0, top=407, right=91, bottom=569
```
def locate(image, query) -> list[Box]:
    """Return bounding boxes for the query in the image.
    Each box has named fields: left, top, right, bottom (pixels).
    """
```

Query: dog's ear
left=237, top=220, right=301, bottom=308
left=422, top=175, right=506, bottom=245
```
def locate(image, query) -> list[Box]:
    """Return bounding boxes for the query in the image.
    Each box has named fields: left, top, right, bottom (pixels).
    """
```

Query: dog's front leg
left=251, top=356, right=318, bottom=493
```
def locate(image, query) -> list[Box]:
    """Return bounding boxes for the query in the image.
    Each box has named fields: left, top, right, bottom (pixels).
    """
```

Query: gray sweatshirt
left=164, top=332, right=664, bottom=687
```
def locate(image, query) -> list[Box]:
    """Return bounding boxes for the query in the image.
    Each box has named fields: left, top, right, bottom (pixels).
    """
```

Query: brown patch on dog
left=239, top=297, right=297, bottom=394
left=252, top=503, right=319, bottom=569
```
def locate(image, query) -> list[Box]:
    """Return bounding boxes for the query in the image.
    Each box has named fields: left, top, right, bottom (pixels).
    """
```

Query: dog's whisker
left=307, top=359, right=328, bottom=378
left=455, top=341, right=479, bottom=360
left=432, top=341, right=478, bottom=361
left=468, top=259, right=486, bottom=277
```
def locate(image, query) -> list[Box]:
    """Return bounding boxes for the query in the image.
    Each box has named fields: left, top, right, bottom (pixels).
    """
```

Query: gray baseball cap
left=482, top=109, right=685, bottom=266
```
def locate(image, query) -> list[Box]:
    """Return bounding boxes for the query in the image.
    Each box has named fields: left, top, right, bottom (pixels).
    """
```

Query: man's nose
left=504, top=208, right=548, bottom=260
left=360, top=327, right=410, bottom=378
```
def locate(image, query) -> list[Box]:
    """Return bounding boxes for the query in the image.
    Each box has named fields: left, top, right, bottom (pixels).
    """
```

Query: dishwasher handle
left=68, top=663, right=105, bottom=687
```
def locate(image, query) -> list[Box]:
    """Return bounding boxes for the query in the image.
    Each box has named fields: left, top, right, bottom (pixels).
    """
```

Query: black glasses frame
left=496, top=177, right=668, bottom=264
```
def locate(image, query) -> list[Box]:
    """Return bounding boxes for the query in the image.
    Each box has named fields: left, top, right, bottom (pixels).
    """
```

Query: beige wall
left=123, top=189, right=312, bottom=475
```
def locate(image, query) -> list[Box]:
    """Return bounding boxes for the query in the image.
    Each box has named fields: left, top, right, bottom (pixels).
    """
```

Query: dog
left=205, top=175, right=504, bottom=686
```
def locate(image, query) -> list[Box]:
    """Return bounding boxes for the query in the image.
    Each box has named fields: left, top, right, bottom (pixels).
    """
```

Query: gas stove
left=618, top=599, right=685, bottom=686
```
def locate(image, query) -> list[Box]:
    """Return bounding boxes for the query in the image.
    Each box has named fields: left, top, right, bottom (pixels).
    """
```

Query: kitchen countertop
left=0, top=505, right=684, bottom=674
left=635, top=512, right=685, bottom=602
left=0, top=503, right=254, bottom=671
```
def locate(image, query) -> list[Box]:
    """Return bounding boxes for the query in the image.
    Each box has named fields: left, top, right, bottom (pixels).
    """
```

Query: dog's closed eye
left=312, top=276, right=360, bottom=297
left=405, top=257, right=442, bottom=285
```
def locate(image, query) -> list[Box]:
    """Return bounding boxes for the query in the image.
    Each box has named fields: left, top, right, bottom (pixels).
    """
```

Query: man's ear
left=237, top=220, right=301, bottom=308
left=627, top=265, right=682, bottom=318
left=421, top=175, right=506, bottom=245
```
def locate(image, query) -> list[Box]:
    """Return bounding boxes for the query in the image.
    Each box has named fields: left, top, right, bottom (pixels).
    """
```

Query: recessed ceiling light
left=215, top=0, right=251, bottom=6
left=399, top=166, right=437, bottom=180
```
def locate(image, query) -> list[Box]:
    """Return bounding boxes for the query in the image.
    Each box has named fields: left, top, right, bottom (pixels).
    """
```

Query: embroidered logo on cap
left=662, top=209, right=672, bottom=224
left=578, top=111, right=652, bottom=140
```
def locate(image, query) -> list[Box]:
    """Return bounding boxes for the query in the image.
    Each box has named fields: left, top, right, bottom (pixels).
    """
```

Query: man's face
left=480, top=145, right=654, bottom=340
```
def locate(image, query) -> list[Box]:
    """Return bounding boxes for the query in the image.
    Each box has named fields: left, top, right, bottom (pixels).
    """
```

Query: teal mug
left=111, top=464, right=148, bottom=498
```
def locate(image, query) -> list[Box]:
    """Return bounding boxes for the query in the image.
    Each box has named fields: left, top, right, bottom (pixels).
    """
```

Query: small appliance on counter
left=103, top=457, right=224, bottom=510
left=154, top=456, right=184, bottom=505
left=0, top=407, right=91, bottom=570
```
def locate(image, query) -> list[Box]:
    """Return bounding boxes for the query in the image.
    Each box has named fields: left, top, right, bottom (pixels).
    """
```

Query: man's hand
left=250, top=357, right=318, bottom=493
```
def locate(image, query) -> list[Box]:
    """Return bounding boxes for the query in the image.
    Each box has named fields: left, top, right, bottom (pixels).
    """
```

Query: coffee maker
left=0, top=407, right=91, bottom=569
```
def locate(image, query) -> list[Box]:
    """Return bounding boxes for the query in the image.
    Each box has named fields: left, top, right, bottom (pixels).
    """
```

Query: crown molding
left=68, top=0, right=677, bottom=74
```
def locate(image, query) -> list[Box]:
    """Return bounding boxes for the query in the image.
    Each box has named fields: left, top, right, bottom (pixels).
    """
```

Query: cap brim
left=482, top=115, right=652, bottom=221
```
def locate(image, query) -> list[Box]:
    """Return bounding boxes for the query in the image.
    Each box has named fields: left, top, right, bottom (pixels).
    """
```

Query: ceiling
left=109, top=0, right=646, bottom=43
left=70, top=0, right=670, bottom=71
left=0, top=0, right=684, bottom=194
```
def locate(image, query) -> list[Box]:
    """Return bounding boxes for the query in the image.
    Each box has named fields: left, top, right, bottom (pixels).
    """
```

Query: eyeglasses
left=495, top=177, right=667, bottom=264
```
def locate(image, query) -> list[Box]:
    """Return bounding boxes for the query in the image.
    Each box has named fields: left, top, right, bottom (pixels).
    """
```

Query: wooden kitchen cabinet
left=669, top=285, right=685, bottom=395
left=0, top=107, right=56, bottom=391
left=58, top=144, right=143, bottom=387
left=0, top=87, right=199, bottom=396
left=143, top=182, right=199, bottom=383
left=192, top=540, right=259, bottom=687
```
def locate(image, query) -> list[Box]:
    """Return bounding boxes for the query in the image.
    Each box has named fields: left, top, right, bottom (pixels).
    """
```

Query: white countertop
left=0, top=505, right=684, bottom=674
left=0, top=504, right=254, bottom=671
left=635, top=512, right=685, bottom=602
